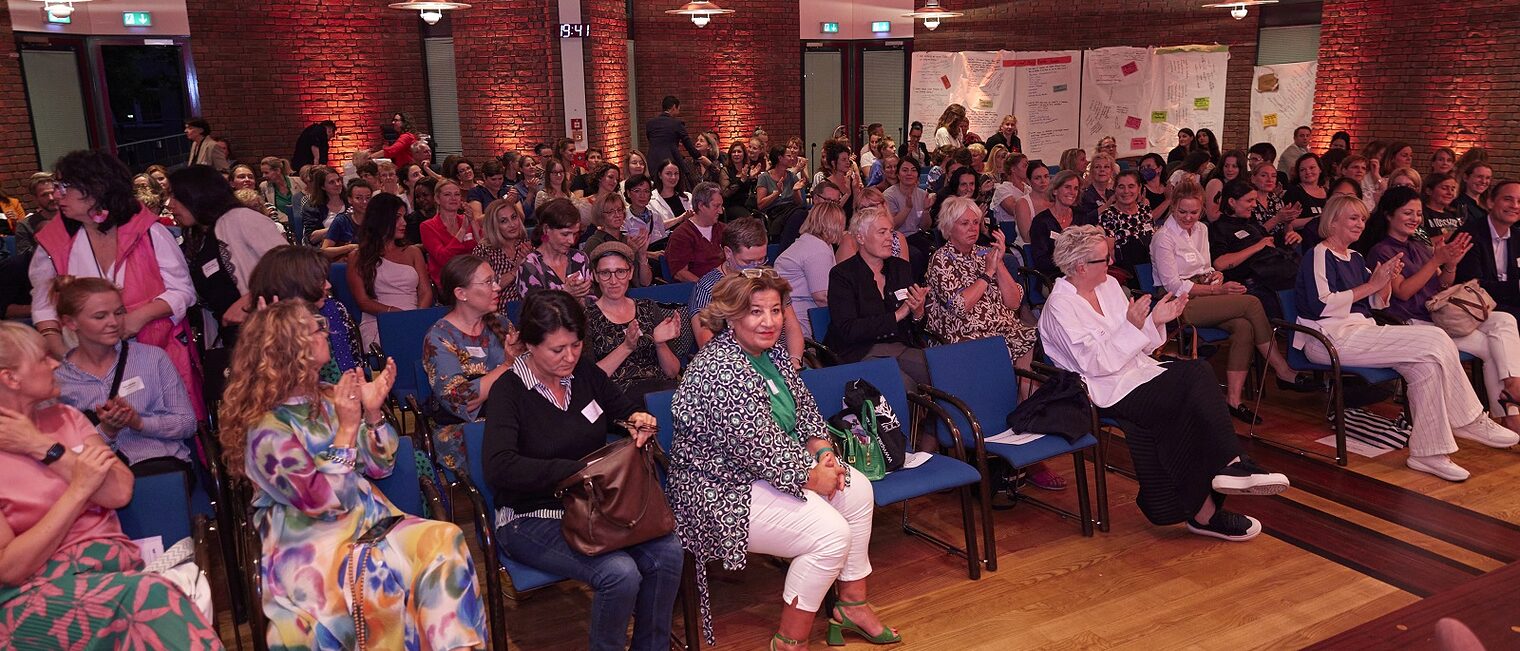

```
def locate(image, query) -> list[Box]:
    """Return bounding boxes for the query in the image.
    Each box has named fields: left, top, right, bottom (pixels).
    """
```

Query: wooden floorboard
left=1302, top=560, right=1520, bottom=650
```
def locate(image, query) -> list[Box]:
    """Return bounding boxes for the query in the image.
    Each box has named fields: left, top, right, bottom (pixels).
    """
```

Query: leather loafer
left=1276, top=375, right=1319, bottom=393
left=1229, top=404, right=1263, bottom=425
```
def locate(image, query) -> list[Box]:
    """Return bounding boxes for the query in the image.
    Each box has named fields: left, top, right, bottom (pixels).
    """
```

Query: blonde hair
left=50, top=275, right=119, bottom=320
left=936, top=196, right=982, bottom=241
left=697, top=272, right=793, bottom=334
left=850, top=206, right=891, bottom=241
left=800, top=201, right=846, bottom=244
left=593, top=192, right=627, bottom=229
left=477, top=198, right=523, bottom=249
left=1169, top=179, right=1206, bottom=210
left=218, top=300, right=326, bottom=478
left=1385, top=166, right=1423, bottom=189
left=1320, top=194, right=1369, bottom=240
left=260, top=156, right=292, bottom=176
left=1052, top=224, right=1109, bottom=276
left=0, top=322, right=45, bottom=372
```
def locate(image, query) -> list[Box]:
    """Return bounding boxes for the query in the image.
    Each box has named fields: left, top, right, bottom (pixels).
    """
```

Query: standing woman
left=29, top=150, right=203, bottom=419
left=1029, top=170, right=1083, bottom=277
left=349, top=193, right=433, bottom=348
left=473, top=197, right=534, bottom=313
left=1204, top=149, right=1248, bottom=222
left=517, top=198, right=595, bottom=303
left=218, top=300, right=486, bottom=650
left=420, top=179, right=479, bottom=285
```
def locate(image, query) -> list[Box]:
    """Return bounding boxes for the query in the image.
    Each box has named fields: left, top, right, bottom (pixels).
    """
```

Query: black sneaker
left=1186, top=509, right=1262, bottom=542
left=1229, top=403, right=1263, bottom=425
left=1211, top=458, right=1290, bottom=495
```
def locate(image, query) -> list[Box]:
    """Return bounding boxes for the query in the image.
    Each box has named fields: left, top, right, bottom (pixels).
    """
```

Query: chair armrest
left=1031, top=360, right=1062, bottom=378
left=1014, top=366, right=1051, bottom=384
left=906, top=390, right=972, bottom=463
left=446, top=468, right=503, bottom=579
left=1015, top=266, right=1054, bottom=291
left=913, top=384, right=985, bottom=463
left=1270, top=319, right=1342, bottom=371
left=802, top=338, right=839, bottom=369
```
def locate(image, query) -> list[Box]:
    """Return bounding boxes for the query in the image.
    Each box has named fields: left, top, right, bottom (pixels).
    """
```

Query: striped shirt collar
left=512, top=352, right=574, bottom=410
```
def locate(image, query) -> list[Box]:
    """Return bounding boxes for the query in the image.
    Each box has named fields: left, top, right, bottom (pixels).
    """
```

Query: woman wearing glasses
left=583, top=192, right=652, bottom=288
left=585, top=242, right=688, bottom=400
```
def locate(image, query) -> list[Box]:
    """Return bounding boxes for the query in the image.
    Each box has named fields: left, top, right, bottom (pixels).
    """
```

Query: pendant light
left=903, top=0, right=964, bottom=31
left=665, top=1, right=735, bottom=28
left=388, top=1, right=472, bottom=25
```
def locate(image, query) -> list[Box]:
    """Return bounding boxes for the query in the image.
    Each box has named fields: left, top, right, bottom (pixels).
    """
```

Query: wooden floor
left=210, top=373, right=1520, bottom=650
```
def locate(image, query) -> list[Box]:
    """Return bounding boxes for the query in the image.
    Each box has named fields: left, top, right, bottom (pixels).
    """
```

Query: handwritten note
left=1262, top=113, right=1278, bottom=128
left=1125, top=116, right=1142, bottom=130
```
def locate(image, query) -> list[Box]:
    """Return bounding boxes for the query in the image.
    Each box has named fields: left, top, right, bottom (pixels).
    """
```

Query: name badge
left=118, top=376, right=146, bottom=398
left=766, top=379, right=781, bottom=395
left=1182, top=252, right=1199, bottom=264
left=465, top=346, right=486, bottom=358
left=462, top=231, right=474, bottom=242
left=893, top=288, right=909, bottom=301
left=201, top=259, right=220, bottom=277
left=581, top=399, right=603, bottom=423
left=1235, top=230, right=1250, bottom=240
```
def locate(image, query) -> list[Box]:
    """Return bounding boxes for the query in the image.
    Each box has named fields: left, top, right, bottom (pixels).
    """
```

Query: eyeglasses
left=311, top=319, right=330, bottom=335
left=738, top=267, right=778, bottom=279
left=601, top=209, right=625, bottom=216
left=471, top=275, right=502, bottom=287
left=55, top=181, right=74, bottom=196
left=1084, top=255, right=1113, bottom=266
left=595, top=268, right=633, bottom=280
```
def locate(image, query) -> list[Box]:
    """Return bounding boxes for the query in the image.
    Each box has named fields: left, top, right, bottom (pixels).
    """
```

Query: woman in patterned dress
left=218, top=300, right=486, bottom=650
left=0, top=322, right=222, bottom=650
left=1098, top=170, right=1157, bottom=275
left=516, top=198, right=594, bottom=304
left=471, top=198, right=533, bottom=314
left=925, top=196, right=1038, bottom=364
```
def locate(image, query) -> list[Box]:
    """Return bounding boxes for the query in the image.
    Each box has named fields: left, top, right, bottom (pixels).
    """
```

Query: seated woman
left=775, top=201, right=847, bottom=339
left=299, top=166, right=348, bottom=245
left=219, top=300, right=485, bottom=650
left=1369, top=186, right=1520, bottom=432
left=53, top=277, right=196, bottom=473
left=423, top=255, right=521, bottom=471
left=1098, top=170, right=1156, bottom=274
left=1250, top=162, right=1305, bottom=237
left=1028, top=170, right=1083, bottom=277
left=319, top=179, right=374, bottom=259
left=1150, top=182, right=1315, bottom=424
left=0, top=322, right=219, bottom=649
left=481, top=290, right=681, bottom=651
left=583, top=192, right=653, bottom=287
left=585, top=242, right=687, bottom=400
left=420, top=179, right=479, bottom=286
left=249, top=244, right=365, bottom=385
left=835, top=187, right=909, bottom=264
left=1040, top=225, right=1290, bottom=541
left=1208, top=180, right=1301, bottom=318
left=927, top=196, right=1037, bottom=366
left=669, top=273, right=899, bottom=650
left=826, top=207, right=929, bottom=387
left=348, top=193, right=433, bottom=348
left=517, top=198, right=594, bottom=303
left=472, top=197, right=533, bottom=315
left=1299, top=195, right=1519, bottom=481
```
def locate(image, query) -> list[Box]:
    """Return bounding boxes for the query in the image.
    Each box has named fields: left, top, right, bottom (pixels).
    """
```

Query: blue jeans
left=499, top=517, right=682, bottom=651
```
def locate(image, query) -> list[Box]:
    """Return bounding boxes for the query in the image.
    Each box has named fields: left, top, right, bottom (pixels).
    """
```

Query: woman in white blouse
left=1149, top=181, right=1313, bottom=424
left=1039, top=224, right=1289, bottom=542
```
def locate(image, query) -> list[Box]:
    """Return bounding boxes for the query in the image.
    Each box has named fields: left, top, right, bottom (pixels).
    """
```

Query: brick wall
left=585, top=0, right=630, bottom=163
left=185, top=0, right=430, bottom=167
left=913, top=0, right=1259, bottom=150
left=1315, top=0, right=1520, bottom=178
left=451, top=2, right=564, bottom=158
left=0, top=9, right=40, bottom=197
left=632, top=0, right=800, bottom=153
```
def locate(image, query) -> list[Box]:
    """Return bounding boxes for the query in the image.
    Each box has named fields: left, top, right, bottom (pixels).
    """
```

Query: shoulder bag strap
left=108, top=341, right=130, bottom=399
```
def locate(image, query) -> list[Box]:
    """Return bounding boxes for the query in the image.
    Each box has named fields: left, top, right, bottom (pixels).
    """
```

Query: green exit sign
left=123, top=11, right=153, bottom=27
left=820, top=22, right=839, bottom=34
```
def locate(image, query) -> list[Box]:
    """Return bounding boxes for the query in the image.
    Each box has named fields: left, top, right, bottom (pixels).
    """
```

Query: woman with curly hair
left=219, top=300, right=485, bottom=650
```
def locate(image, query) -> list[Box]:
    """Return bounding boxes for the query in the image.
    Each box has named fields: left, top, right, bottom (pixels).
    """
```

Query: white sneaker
left=1407, top=455, right=1471, bottom=482
left=1454, top=417, right=1520, bottom=448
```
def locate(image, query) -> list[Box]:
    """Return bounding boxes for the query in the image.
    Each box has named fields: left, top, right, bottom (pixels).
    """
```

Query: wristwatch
left=978, top=272, right=996, bottom=285
left=40, top=442, right=66, bottom=465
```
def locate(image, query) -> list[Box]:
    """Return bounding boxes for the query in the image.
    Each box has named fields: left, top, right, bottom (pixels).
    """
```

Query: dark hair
left=1190, top=128, right=1221, bottom=163
left=1248, top=142, right=1277, bottom=161
left=909, top=121, right=924, bottom=131
left=1178, top=127, right=1195, bottom=137
left=1422, top=172, right=1458, bottom=205
left=823, top=140, right=850, bottom=173
left=442, top=155, right=475, bottom=182
left=248, top=245, right=329, bottom=304
left=1294, top=125, right=1312, bottom=137
left=589, top=163, right=619, bottom=191
left=1219, top=180, right=1256, bottom=217
left=344, top=178, right=375, bottom=202
left=480, top=159, right=506, bottom=179
left=1179, top=151, right=1212, bottom=175
left=661, top=95, right=680, bottom=111
left=167, top=165, right=243, bottom=228
left=533, top=142, right=553, bottom=156
left=930, top=167, right=980, bottom=223
left=766, top=145, right=788, bottom=168
left=534, top=197, right=581, bottom=241
left=623, top=173, right=652, bottom=198
left=1331, top=131, right=1352, bottom=149
left=354, top=192, right=408, bottom=296
left=1320, top=148, right=1351, bottom=177
left=653, top=159, right=686, bottom=194
left=897, top=156, right=923, bottom=177
left=1381, top=141, right=1413, bottom=173
left=1329, top=176, right=1363, bottom=199
left=356, top=160, right=379, bottom=178
left=519, top=289, right=587, bottom=346
left=399, top=163, right=423, bottom=189
left=319, top=120, right=337, bottom=130
left=721, top=216, right=767, bottom=252
left=308, top=167, right=343, bottom=207
left=1358, top=185, right=1422, bottom=254
left=185, top=118, right=212, bottom=135
left=1115, top=170, right=1144, bottom=188
left=1139, top=153, right=1166, bottom=172
left=53, top=149, right=140, bottom=232
left=1293, top=153, right=1326, bottom=187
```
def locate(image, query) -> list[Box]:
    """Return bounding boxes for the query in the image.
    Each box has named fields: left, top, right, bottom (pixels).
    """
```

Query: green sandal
left=771, top=631, right=804, bottom=650
left=827, top=600, right=902, bottom=646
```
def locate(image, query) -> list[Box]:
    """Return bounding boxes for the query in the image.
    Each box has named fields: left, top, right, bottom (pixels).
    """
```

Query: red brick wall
left=632, top=0, right=800, bottom=153
left=585, top=0, right=630, bottom=163
left=0, top=9, right=40, bottom=197
left=1315, top=0, right=1520, bottom=178
left=185, top=0, right=430, bottom=167
left=912, top=0, right=1259, bottom=150
left=452, top=2, right=564, bottom=158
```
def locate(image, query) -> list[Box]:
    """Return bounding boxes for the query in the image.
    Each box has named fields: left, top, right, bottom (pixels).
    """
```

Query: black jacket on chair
left=1453, top=215, right=1520, bottom=318
left=825, top=254, right=925, bottom=362
left=646, top=113, right=702, bottom=177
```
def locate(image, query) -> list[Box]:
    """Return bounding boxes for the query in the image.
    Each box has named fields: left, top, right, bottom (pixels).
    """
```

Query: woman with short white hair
left=925, top=196, right=1036, bottom=364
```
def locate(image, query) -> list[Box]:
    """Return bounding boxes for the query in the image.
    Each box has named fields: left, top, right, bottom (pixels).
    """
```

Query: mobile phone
left=356, top=515, right=405, bottom=544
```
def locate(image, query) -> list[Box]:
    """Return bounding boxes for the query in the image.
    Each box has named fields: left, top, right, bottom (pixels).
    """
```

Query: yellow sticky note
left=1151, top=111, right=1168, bottom=123
left=1262, top=113, right=1278, bottom=128
left=1194, top=97, right=1210, bottom=110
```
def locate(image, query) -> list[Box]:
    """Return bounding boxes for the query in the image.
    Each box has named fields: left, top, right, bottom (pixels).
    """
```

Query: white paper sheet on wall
left=1250, top=61, right=1318, bottom=162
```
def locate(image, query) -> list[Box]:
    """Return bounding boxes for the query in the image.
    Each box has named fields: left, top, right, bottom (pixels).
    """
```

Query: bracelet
left=814, top=446, right=835, bottom=462
left=37, top=327, right=61, bottom=337
left=978, top=273, right=996, bottom=285
left=320, top=446, right=358, bottom=469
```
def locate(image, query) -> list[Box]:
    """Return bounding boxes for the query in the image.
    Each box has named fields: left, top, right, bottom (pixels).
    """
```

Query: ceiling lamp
left=665, top=1, right=734, bottom=28
left=1201, top=0, right=1278, bottom=20
left=29, top=0, right=91, bottom=20
left=904, top=0, right=963, bottom=31
left=388, top=1, right=471, bottom=25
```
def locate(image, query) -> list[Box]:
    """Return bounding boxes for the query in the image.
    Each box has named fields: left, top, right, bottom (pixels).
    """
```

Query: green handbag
left=825, top=400, right=888, bottom=481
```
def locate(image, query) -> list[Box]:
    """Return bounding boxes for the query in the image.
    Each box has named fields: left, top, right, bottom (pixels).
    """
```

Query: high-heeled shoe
left=771, top=631, right=803, bottom=650
left=827, top=600, right=902, bottom=646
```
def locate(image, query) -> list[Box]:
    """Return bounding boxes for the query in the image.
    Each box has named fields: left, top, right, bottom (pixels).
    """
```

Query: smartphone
left=356, top=515, right=405, bottom=544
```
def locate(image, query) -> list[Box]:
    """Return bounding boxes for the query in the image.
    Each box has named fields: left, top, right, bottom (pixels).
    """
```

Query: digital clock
left=559, top=23, right=591, bottom=38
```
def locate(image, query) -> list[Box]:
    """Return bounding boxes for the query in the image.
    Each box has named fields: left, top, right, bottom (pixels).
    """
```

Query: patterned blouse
left=585, top=299, right=690, bottom=390
left=473, top=240, right=532, bottom=312
left=516, top=247, right=592, bottom=303
left=668, top=331, right=832, bottom=643
left=925, top=245, right=1039, bottom=361
left=1253, top=193, right=1288, bottom=234
left=1098, top=203, right=1156, bottom=267
left=422, top=317, right=515, bottom=424
left=319, top=298, right=365, bottom=385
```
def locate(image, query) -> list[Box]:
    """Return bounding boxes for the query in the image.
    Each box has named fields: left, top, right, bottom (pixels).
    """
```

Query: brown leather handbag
left=554, top=437, right=675, bottom=556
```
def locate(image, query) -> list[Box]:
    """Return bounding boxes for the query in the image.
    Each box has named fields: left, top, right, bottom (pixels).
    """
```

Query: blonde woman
left=473, top=197, right=534, bottom=312
left=775, top=201, right=847, bottom=338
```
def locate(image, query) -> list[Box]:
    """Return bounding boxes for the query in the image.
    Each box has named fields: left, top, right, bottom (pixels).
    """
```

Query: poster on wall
left=908, top=51, right=959, bottom=135
left=1006, top=50, right=1083, bottom=164
left=1250, top=61, right=1318, bottom=165
left=1149, top=45, right=1231, bottom=153
left=1079, top=46, right=1153, bottom=156
left=908, top=50, right=1015, bottom=142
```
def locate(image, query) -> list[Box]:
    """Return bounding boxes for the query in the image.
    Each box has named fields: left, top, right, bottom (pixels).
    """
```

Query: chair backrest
left=628, top=282, right=696, bottom=305
left=329, top=262, right=362, bottom=324
left=504, top=300, right=522, bottom=326
left=2, top=235, right=14, bottom=256
left=1020, top=245, right=1048, bottom=306
left=413, top=359, right=433, bottom=403
left=924, top=337, right=1020, bottom=441
left=765, top=243, right=782, bottom=265
left=118, top=471, right=193, bottom=544
left=377, top=306, right=449, bottom=395
left=997, top=222, right=1018, bottom=245
left=659, top=255, right=674, bottom=283
left=1277, top=288, right=1299, bottom=323
left=461, top=422, right=496, bottom=511
left=643, top=390, right=677, bottom=452
left=800, top=357, right=911, bottom=426
left=808, top=307, right=831, bottom=342
left=371, top=436, right=427, bottom=516
left=1135, top=262, right=1155, bottom=295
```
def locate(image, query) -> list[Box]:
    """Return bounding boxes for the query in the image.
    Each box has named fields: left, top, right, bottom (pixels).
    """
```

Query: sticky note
left=940, top=75, right=951, bottom=89
left=1131, top=137, right=1148, bottom=150
left=1125, top=116, right=1142, bottom=130
left=1151, top=110, right=1168, bottom=123
left=1194, top=97, right=1210, bottom=110
left=1262, top=113, right=1278, bottom=128
left=976, top=98, right=994, bottom=110
left=1053, top=83, right=1068, bottom=93
left=1121, top=61, right=1139, bottom=76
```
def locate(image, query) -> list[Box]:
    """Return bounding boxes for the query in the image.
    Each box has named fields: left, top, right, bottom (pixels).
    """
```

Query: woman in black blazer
left=824, top=207, right=929, bottom=385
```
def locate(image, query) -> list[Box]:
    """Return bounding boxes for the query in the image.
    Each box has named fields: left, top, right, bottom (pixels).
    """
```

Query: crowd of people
left=0, top=97, right=1515, bottom=650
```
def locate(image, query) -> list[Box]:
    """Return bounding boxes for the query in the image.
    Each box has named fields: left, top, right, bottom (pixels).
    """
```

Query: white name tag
left=1235, top=230, right=1250, bottom=240
left=118, top=376, right=146, bottom=397
left=766, top=379, right=781, bottom=395
left=1182, top=251, right=1199, bottom=264
left=581, top=399, right=603, bottom=423
left=465, top=346, right=486, bottom=358
left=893, top=288, right=909, bottom=301
left=462, top=231, right=474, bottom=242
left=201, top=259, right=220, bottom=276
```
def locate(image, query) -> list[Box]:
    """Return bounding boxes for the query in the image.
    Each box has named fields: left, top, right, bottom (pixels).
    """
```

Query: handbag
left=1426, top=280, right=1495, bottom=337
left=826, top=405, right=889, bottom=481
left=554, top=437, right=675, bottom=556
left=841, top=379, right=907, bottom=471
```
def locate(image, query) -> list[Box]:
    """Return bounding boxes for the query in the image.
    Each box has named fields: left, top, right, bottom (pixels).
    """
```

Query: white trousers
left=1413, top=312, right=1520, bottom=417
left=745, top=465, right=875, bottom=613
left=1302, top=323, right=1480, bottom=457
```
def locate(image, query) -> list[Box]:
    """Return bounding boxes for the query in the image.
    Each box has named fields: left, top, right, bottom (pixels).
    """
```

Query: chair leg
left=956, top=485, right=983, bottom=579
left=483, top=565, right=508, bottom=650
left=681, top=552, right=702, bottom=650
left=1071, top=451, right=1093, bottom=537
left=976, top=459, right=997, bottom=572
left=1096, top=430, right=1112, bottom=532
left=1331, top=375, right=1348, bottom=466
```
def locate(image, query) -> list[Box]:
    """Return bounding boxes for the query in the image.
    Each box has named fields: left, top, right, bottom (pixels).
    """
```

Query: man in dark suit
left=645, top=95, right=708, bottom=182
left=1454, top=182, right=1520, bottom=317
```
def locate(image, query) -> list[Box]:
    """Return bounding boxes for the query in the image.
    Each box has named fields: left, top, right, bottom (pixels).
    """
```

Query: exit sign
left=871, top=21, right=891, bottom=32
left=820, top=22, right=839, bottom=34
left=123, top=11, right=153, bottom=27
left=46, top=10, right=71, bottom=24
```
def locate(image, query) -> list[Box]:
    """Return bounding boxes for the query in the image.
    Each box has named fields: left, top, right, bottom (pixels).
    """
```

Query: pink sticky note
left=940, top=75, right=951, bottom=89
left=1125, top=116, right=1142, bottom=130
left=1121, top=61, right=1139, bottom=76
left=1131, top=137, right=1148, bottom=150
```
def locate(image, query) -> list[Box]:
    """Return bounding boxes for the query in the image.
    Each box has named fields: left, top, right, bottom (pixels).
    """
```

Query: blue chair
left=2, top=235, right=14, bottom=257
left=799, top=359, right=989, bottom=579
left=1016, top=244, right=1051, bottom=311
left=808, top=306, right=831, bottom=343
left=371, top=436, right=443, bottom=518
left=118, top=471, right=195, bottom=546
left=376, top=306, right=449, bottom=403
left=329, top=262, right=362, bottom=323
left=765, top=243, right=782, bottom=265
left=1135, top=262, right=1229, bottom=357
left=628, top=282, right=695, bottom=305
left=924, top=337, right=1101, bottom=543
left=659, top=255, right=675, bottom=283
left=997, top=222, right=1018, bottom=247
left=504, top=300, right=522, bottom=326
